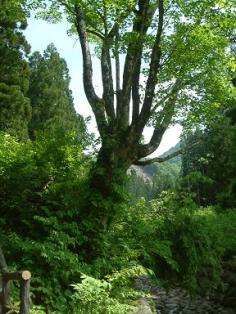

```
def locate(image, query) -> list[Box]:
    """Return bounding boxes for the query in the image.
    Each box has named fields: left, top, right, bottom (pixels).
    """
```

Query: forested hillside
left=128, top=143, right=181, bottom=200
left=0, top=1, right=236, bottom=314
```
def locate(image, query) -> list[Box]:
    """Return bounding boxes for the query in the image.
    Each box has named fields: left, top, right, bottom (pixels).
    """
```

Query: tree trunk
left=0, top=248, right=8, bottom=274
left=80, top=140, right=134, bottom=260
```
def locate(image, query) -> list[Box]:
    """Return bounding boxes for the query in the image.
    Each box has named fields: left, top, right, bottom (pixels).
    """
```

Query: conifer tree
left=0, top=0, right=31, bottom=139
left=28, top=44, right=86, bottom=140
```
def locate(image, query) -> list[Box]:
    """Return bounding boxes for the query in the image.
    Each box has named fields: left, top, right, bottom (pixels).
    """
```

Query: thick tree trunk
left=91, top=147, right=129, bottom=195
left=80, top=141, right=134, bottom=260
left=89, top=146, right=131, bottom=222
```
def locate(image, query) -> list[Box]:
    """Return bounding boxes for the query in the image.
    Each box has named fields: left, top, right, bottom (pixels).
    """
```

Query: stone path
left=152, top=287, right=234, bottom=314
left=135, top=276, right=236, bottom=314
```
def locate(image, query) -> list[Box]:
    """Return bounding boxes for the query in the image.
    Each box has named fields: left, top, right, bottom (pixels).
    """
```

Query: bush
left=106, top=193, right=236, bottom=294
left=1, top=132, right=236, bottom=311
left=71, top=265, right=151, bottom=314
left=0, top=132, right=91, bottom=310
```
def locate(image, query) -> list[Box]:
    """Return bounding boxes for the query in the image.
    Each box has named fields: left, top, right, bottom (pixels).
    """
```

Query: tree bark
left=89, top=141, right=133, bottom=207
left=0, top=247, right=10, bottom=313
left=0, top=248, right=8, bottom=274
left=1, top=276, right=10, bottom=314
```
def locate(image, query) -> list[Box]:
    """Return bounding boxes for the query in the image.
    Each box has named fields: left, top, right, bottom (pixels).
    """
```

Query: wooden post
left=2, top=271, right=31, bottom=282
left=1, top=271, right=31, bottom=314
left=19, top=273, right=31, bottom=314
left=0, top=248, right=31, bottom=314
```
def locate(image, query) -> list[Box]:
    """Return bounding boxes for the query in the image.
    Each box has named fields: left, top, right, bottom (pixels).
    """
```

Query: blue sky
left=25, top=17, right=182, bottom=156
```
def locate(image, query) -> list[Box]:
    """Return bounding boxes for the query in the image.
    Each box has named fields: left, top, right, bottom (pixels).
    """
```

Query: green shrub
left=215, top=210, right=236, bottom=257
left=0, top=132, right=91, bottom=310
left=106, top=193, right=236, bottom=294
left=1, top=131, right=236, bottom=312
left=71, top=265, right=151, bottom=314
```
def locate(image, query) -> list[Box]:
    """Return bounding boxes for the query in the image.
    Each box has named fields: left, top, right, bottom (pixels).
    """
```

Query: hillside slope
left=128, top=142, right=182, bottom=200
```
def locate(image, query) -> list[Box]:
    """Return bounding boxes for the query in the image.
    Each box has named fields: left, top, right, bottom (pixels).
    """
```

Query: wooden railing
left=0, top=248, right=31, bottom=314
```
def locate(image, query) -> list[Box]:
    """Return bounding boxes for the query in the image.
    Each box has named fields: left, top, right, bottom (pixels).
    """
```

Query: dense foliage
left=181, top=99, right=236, bottom=208
left=1, top=132, right=236, bottom=312
left=0, top=2, right=85, bottom=141
left=0, top=131, right=90, bottom=309
left=0, top=0, right=31, bottom=139
left=28, top=44, right=86, bottom=140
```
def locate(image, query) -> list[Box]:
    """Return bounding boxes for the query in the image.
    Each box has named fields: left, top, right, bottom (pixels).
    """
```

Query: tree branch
left=134, top=139, right=202, bottom=166
left=136, top=0, right=164, bottom=134
left=98, top=5, right=133, bottom=125
left=115, top=30, right=121, bottom=92
left=134, top=148, right=182, bottom=165
left=74, top=5, right=108, bottom=137
left=101, top=42, right=115, bottom=123
left=132, top=50, right=142, bottom=123
left=100, top=3, right=116, bottom=124
left=87, top=28, right=105, bottom=40
left=136, top=87, right=178, bottom=160
left=74, top=5, right=100, bottom=104
left=137, top=126, right=166, bottom=158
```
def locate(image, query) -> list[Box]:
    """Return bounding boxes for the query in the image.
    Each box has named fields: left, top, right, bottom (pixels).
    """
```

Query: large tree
left=28, top=44, right=86, bottom=141
left=0, top=0, right=31, bottom=139
left=28, top=0, right=236, bottom=229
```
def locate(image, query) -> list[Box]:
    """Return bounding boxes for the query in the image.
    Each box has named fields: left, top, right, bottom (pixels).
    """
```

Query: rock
left=135, top=275, right=156, bottom=292
left=133, top=297, right=156, bottom=314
